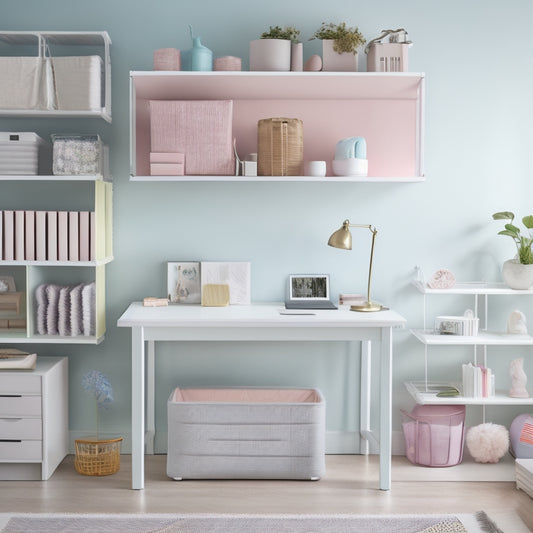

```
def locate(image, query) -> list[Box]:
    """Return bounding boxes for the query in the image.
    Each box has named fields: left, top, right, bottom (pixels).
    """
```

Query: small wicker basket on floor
left=74, top=437, right=123, bottom=476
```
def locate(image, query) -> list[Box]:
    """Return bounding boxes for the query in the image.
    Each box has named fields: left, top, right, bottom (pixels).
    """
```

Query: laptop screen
left=288, top=275, right=330, bottom=301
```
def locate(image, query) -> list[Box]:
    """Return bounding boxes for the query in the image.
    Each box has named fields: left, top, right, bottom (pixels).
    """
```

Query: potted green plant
left=311, top=22, right=366, bottom=71
left=250, top=25, right=301, bottom=71
left=492, top=211, right=533, bottom=289
left=74, top=370, right=123, bottom=476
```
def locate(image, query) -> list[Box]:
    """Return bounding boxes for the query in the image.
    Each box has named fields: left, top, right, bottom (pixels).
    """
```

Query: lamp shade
left=328, top=220, right=352, bottom=250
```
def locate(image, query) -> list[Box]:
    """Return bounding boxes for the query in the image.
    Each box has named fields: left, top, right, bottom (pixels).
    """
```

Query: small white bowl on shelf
left=332, top=158, right=368, bottom=177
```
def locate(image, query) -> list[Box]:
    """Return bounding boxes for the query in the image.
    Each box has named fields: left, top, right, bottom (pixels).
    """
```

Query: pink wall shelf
left=130, top=71, right=425, bottom=182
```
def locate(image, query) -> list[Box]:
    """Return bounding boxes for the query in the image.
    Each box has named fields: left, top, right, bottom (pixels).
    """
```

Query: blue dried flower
left=82, top=370, right=113, bottom=410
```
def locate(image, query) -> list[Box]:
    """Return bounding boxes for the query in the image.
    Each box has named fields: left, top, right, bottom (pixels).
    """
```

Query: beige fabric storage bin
left=49, top=56, right=103, bottom=111
left=0, top=57, right=47, bottom=110
left=167, top=387, right=325, bottom=480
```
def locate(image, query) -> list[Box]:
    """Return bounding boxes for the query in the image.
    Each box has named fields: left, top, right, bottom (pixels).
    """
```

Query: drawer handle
left=0, top=439, right=22, bottom=443
left=0, top=395, right=22, bottom=398
left=0, top=418, right=23, bottom=422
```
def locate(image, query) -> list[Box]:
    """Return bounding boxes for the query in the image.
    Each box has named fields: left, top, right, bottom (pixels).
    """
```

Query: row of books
left=462, top=362, right=495, bottom=398
left=0, top=210, right=95, bottom=262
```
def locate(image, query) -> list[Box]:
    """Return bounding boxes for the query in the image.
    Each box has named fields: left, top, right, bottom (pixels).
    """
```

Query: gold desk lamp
left=328, top=219, right=383, bottom=312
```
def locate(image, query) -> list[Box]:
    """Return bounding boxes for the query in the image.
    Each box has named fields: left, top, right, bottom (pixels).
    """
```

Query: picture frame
left=201, top=262, right=251, bottom=305
left=167, top=262, right=201, bottom=304
left=0, top=276, right=16, bottom=293
left=288, top=274, right=330, bottom=301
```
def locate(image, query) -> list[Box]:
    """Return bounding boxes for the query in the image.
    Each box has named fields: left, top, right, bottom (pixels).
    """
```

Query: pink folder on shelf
left=68, top=212, right=79, bottom=261
left=25, top=210, right=35, bottom=261
left=90, top=211, right=95, bottom=261
left=14, top=210, right=25, bottom=261
left=3, top=211, right=14, bottom=261
left=35, top=211, right=47, bottom=261
left=47, top=211, right=58, bottom=261
left=150, top=100, right=235, bottom=176
left=79, top=211, right=90, bottom=261
left=58, top=211, right=68, bottom=261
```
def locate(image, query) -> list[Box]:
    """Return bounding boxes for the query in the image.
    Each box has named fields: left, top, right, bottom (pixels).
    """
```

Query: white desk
left=117, top=302, right=406, bottom=490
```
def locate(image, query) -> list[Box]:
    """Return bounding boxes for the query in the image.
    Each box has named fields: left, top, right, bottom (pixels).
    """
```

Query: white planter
left=502, top=259, right=533, bottom=290
left=249, top=39, right=291, bottom=71
left=322, top=39, right=358, bottom=72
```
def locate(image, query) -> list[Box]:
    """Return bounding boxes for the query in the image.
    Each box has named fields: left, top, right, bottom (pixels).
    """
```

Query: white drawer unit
left=0, top=357, right=68, bottom=480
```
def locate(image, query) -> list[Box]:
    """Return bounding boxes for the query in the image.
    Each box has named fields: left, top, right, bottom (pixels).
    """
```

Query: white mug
left=306, top=160, right=326, bottom=177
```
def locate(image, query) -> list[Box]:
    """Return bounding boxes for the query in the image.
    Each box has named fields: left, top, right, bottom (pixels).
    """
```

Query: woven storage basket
left=257, top=118, right=303, bottom=176
left=74, top=437, right=123, bottom=476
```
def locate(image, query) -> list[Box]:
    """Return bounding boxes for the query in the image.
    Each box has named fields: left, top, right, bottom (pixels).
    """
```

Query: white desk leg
left=360, top=340, right=371, bottom=455
left=145, top=340, right=155, bottom=455
left=131, top=327, right=145, bottom=490
left=379, top=326, right=393, bottom=491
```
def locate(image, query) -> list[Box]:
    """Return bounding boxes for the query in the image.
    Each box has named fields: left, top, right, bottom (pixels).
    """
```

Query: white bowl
left=332, top=158, right=368, bottom=177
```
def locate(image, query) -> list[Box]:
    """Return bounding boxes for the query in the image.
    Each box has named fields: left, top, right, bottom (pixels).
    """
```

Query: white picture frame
left=167, top=262, right=201, bottom=304
left=201, top=262, right=251, bottom=305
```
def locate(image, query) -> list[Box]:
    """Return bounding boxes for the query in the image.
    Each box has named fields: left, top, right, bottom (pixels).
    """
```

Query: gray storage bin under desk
left=167, top=387, right=325, bottom=480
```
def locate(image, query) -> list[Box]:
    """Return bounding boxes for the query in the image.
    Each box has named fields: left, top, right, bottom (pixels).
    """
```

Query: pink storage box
left=401, top=404, right=466, bottom=467
left=150, top=152, right=185, bottom=164
left=167, top=387, right=325, bottom=480
left=150, top=100, right=235, bottom=176
left=150, top=163, right=184, bottom=176
left=153, top=48, right=181, bottom=71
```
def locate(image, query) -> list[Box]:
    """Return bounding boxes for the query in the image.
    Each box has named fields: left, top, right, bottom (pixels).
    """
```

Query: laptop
left=285, top=274, right=337, bottom=310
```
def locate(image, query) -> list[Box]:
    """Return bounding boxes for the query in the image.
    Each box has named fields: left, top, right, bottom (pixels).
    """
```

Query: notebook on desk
left=285, top=274, right=337, bottom=310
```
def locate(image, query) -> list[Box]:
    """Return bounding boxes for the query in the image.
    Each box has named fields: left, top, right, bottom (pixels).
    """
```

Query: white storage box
left=0, top=57, right=47, bottom=110
left=167, top=387, right=325, bottom=480
left=52, top=134, right=102, bottom=175
left=49, top=56, right=103, bottom=111
left=0, top=132, right=50, bottom=175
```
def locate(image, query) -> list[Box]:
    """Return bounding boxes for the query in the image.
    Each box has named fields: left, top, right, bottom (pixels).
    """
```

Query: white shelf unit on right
left=407, top=280, right=533, bottom=406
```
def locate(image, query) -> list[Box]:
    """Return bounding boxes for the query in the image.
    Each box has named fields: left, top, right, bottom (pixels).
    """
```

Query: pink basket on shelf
left=401, top=404, right=466, bottom=467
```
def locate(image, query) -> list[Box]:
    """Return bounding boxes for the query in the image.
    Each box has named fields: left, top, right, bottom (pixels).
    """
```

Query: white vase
left=502, top=259, right=533, bottom=290
left=321, top=39, right=358, bottom=71
left=291, top=42, right=303, bottom=71
left=249, top=39, right=291, bottom=71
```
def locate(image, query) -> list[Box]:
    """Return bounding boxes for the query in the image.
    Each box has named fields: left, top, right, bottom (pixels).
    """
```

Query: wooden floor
left=0, top=455, right=531, bottom=530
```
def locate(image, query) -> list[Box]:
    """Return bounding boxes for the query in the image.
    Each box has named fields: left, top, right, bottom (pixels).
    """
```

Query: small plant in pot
left=74, top=370, right=123, bottom=476
left=250, top=25, right=300, bottom=71
left=311, top=22, right=366, bottom=71
left=493, top=211, right=533, bottom=289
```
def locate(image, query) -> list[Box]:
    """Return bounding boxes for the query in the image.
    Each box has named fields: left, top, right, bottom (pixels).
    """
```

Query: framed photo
left=201, top=262, right=251, bottom=305
left=0, top=276, right=16, bottom=293
left=288, top=274, right=330, bottom=300
left=167, top=262, right=201, bottom=304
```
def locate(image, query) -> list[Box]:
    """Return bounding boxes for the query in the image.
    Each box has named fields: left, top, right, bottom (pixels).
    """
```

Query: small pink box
left=150, top=152, right=185, bottom=164
left=153, top=48, right=181, bottom=71
left=150, top=163, right=184, bottom=176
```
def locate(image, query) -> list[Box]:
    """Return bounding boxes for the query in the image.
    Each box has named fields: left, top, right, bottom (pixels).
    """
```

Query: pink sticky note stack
left=150, top=152, right=185, bottom=176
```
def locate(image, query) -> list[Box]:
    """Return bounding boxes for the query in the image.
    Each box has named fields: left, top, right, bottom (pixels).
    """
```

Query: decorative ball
left=466, top=423, right=509, bottom=463
left=304, top=54, right=322, bottom=71
left=510, top=414, right=533, bottom=458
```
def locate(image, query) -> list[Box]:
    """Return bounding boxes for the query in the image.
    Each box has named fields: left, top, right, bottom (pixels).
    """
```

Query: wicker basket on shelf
left=74, top=437, right=123, bottom=476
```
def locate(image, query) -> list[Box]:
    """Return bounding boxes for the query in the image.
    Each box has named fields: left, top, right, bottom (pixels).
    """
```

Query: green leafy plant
left=493, top=211, right=533, bottom=264
left=261, top=25, right=301, bottom=43
left=311, top=22, right=366, bottom=54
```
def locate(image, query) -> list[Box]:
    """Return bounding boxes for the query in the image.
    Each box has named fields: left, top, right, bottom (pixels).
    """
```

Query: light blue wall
left=2, top=0, right=533, bottom=449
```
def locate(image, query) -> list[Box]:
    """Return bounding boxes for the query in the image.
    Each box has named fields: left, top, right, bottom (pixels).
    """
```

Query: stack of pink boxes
left=150, top=152, right=184, bottom=176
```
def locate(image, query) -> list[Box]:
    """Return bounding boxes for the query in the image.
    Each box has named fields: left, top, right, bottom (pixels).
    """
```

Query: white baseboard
left=70, top=430, right=407, bottom=456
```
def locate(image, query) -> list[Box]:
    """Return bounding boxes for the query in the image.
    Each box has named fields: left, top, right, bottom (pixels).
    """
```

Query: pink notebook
left=25, top=210, right=35, bottom=261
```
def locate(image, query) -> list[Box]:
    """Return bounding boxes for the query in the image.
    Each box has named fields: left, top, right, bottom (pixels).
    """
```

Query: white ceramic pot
left=502, top=259, right=533, bottom=290
left=249, top=39, right=291, bottom=71
left=322, top=39, right=358, bottom=71
left=332, top=158, right=368, bottom=177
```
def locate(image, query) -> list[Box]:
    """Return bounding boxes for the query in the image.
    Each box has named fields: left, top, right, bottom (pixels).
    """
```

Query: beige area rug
left=0, top=511, right=507, bottom=533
